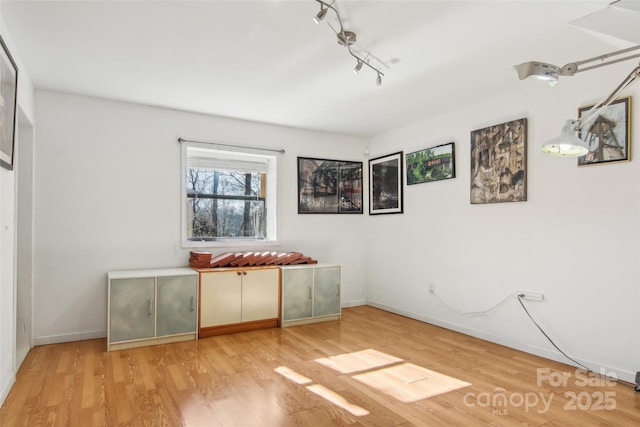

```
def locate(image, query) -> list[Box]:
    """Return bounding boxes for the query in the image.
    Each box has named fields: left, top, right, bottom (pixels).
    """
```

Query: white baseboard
left=342, top=299, right=366, bottom=308
left=34, top=329, right=106, bottom=346
left=366, top=299, right=636, bottom=384
left=0, top=373, right=15, bottom=408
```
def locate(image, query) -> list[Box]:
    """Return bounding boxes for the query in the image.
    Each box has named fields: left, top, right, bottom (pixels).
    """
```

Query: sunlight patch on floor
left=275, top=366, right=369, bottom=417
left=275, top=348, right=471, bottom=416
left=306, top=384, right=370, bottom=416
left=314, top=348, right=402, bottom=374
left=274, top=366, right=312, bottom=384
left=353, top=362, right=471, bottom=403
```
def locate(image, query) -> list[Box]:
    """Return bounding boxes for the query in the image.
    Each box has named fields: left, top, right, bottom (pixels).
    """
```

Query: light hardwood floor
left=0, top=306, right=638, bottom=426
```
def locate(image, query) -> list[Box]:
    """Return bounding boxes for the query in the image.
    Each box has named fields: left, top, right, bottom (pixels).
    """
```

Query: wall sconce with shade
left=514, top=45, right=640, bottom=157
left=313, top=0, right=385, bottom=86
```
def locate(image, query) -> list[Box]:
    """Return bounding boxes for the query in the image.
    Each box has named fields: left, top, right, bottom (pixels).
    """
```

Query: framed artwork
left=578, top=96, right=631, bottom=166
left=0, top=34, right=18, bottom=171
left=297, top=157, right=363, bottom=214
left=406, top=142, right=456, bottom=185
left=369, top=151, right=403, bottom=215
left=470, top=118, right=527, bottom=204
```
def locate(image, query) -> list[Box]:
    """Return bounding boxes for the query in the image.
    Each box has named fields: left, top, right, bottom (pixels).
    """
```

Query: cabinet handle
left=308, top=286, right=312, bottom=299
left=242, top=271, right=247, bottom=276
left=147, top=299, right=153, bottom=316
left=237, top=271, right=242, bottom=276
left=190, top=296, right=195, bottom=312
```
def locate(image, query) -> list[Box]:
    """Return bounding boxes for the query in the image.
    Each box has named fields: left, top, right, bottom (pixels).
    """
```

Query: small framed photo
left=0, top=34, right=18, bottom=171
left=406, top=142, right=456, bottom=185
left=298, top=157, right=363, bottom=214
left=578, top=97, right=631, bottom=166
left=369, top=151, right=403, bottom=215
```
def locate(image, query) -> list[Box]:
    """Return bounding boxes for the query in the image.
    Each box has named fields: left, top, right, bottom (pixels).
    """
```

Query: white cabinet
left=198, top=267, right=280, bottom=337
left=107, top=268, right=198, bottom=351
left=281, top=264, right=340, bottom=327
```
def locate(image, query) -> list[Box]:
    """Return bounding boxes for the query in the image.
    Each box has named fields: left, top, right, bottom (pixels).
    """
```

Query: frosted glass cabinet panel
left=157, top=275, right=198, bottom=336
left=107, top=268, right=198, bottom=351
left=281, top=264, right=341, bottom=327
left=109, top=277, right=155, bottom=343
left=313, top=267, right=341, bottom=317
left=282, top=268, right=313, bottom=321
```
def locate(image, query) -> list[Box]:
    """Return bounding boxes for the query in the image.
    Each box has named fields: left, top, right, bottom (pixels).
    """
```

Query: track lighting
left=353, top=60, right=363, bottom=74
left=313, top=6, right=328, bottom=25
left=313, top=0, right=385, bottom=86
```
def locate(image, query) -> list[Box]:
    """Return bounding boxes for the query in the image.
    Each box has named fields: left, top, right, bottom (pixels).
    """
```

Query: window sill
left=182, top=240, right=280, bottom=250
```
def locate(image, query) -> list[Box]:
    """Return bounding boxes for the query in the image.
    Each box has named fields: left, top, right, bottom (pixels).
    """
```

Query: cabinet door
left=313, top=266, right=341, bottom=317
left=157, top=275, right=197, bottom=336
left=242, top=268, right=279, bottom=322
left=201, top=271, right=242, bottom=327
left=282, top=268, right=313, bottom=321
left=109, top=277, right=155, bottom=343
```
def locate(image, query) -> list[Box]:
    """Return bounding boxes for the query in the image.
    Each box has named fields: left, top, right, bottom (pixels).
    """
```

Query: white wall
left=32, top=90, right=368, bottom=345
left=0, top=14, right=36, bottom=406
left=367, top=60, right=640, bottom=383
left=0, top=162, right=15, bottom=405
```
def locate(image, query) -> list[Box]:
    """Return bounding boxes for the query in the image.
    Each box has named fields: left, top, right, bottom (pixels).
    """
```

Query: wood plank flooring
left=1, top=306, right=638, bottom=426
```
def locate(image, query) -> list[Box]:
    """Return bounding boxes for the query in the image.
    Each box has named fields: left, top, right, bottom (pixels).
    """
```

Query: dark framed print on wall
left=0, top=33, right=18, bottom=171
left=297, top=157, right=363, bottom=214
left=369, top=151, right=403, bottom=215
left=578, top=96, right=631, bottom=166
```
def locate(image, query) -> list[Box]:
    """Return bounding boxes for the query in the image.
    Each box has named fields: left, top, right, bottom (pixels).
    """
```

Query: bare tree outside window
left=187, top=168, right=265, bottom=240
left=183, top=144, right=276, bottom=245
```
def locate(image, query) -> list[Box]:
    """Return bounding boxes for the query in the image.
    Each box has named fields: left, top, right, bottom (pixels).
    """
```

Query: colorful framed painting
left=406, top=142, right=455, bottom=185
left=369, top=151, right=403, bottom=215
left=578, top=97, right=631, bottom=166
left=470, top=118, right=527, bottom=204
left=298, top=157, right=363, bottom=214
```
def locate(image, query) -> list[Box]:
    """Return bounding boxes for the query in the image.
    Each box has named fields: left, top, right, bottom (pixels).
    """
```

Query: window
left=182, top=143, right=277, bottom=246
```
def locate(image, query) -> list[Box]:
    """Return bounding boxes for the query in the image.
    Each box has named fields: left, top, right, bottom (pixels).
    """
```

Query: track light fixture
left=313, top=0, right=385, bottom=86
left=313, top=6, right=328, bottom=25
left=353, top=52, right=370, bottom=75
left=353, top=60, right=363, bottom=74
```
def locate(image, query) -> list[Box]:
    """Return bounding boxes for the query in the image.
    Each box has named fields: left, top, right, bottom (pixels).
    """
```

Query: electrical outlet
left=517, top=291, right=544, bottom=301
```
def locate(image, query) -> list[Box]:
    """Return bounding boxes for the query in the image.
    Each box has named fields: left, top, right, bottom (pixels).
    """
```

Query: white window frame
left=181, top=141, right=278, bottom=248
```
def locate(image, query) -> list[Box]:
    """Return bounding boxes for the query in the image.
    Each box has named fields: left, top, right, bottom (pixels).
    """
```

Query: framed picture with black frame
left=297, top=157, right=363, bottom=214
left=369, top=151, right=403, bottom=215
left=406, top=142, right=456, bottom=185
left=0, top=34, right=18, bottom=171
left=578, top=96, right=631, bottom=166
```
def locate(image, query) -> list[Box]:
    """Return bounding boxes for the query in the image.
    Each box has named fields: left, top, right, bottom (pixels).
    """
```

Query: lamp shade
left=514, top=61, right=560, bottom=86
left=542, top=119, right=589, bottom=157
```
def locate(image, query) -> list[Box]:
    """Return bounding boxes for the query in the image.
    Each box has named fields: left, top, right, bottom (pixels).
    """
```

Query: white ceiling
left=2, top=0, right=639, bottom=137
